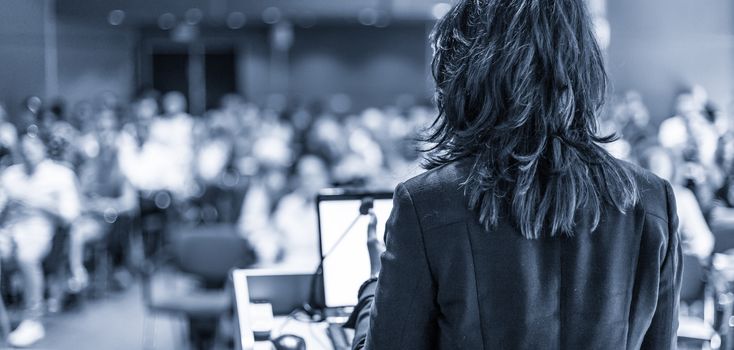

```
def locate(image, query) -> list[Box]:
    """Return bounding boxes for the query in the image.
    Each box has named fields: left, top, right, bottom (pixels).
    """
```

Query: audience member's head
left=641, top=146, right=676, bottom=183
left=295, top=155, right=330, bottom=197
left=162, top=91, right=187, bottom=115
left=70, top=101, right=95, bottom=131
left=134, top=96, right=158, bottom=122
left=675, top=93, right=698, bottom=117
left=253, top=135, right=292, bottom=170
left=19, top=132, right=47, bottom=170
left=624, top=91, right=650, bottom=127
left=96, top=108, right=119, bottom=147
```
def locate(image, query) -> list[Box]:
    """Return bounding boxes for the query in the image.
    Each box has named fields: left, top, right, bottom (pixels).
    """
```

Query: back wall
left=607, top=0, right=734, bottom=122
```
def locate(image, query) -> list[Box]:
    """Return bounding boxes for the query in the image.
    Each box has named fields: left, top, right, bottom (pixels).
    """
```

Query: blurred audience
left=641, top=146, right=715, bottom=261
left=602, top=85, right=734, bottom=265
left=5, top=82, right=734, bottom=347
left=69, top=108, right=137, bottom=292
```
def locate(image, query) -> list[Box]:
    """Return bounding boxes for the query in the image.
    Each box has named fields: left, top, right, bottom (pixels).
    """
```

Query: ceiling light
left=158, top=13, right=176, bottom=30
left=262, top=7, right=282, bottom=24
left=227, top=12, right=246, bottom=29
left=107, top=9, right=125, bottom=26
left=185, top=8, right=203, bottom=25
left=358, top=8, right=378, bottom=26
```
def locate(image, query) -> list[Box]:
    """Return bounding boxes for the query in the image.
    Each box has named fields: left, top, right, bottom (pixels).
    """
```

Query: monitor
left=316, top=189, right=394, bottom=308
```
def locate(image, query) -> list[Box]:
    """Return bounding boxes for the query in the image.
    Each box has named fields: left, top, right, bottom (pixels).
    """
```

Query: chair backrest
left=680, top=254, right=706, bottom=303
left=42, top=224, right=70, bottom=274
left=174, top=225, right=255, bottom=288
left=712, top=222, right=734, bottom=254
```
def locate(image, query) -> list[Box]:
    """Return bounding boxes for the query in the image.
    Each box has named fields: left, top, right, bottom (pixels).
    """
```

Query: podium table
left=232, top=268, right=354, bottom=350
left=252, top=316, right=353, bottom=350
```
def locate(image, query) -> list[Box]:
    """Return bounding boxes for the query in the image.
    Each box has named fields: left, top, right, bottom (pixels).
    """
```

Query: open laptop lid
left=316, top=189, right=394, bottom=308
left=232, top=268, right=314, bottom=350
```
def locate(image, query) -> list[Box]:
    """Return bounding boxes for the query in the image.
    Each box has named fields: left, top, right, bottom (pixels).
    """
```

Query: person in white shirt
left=237, top=155, right=329, bottom=269
left=118, top=91, right=195, bottom=199
left=658, top=92, right=723, bottom=212
left=0, top=103, right=17, bottom=170
left=643, top=146, right=715, bottom=261
left=236, top=134, right=294, bottom=265
left=271, top=155, right=330, bottom=269
left=0, top=132, right=81, bottom=347
left=236, top=168, right=288, bottom=265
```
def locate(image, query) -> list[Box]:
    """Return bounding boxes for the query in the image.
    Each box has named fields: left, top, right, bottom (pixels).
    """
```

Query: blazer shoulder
left=396, top=158, right=672, bottom=231
left=399, top=160, right=471, bottom=231
left=615, top=159, right=671, bottom=222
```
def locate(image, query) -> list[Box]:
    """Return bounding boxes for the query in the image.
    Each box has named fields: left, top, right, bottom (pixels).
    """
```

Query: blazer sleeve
left=641, top=181, right=682, bottom=349
left=351, top=182, right=439, bottom=350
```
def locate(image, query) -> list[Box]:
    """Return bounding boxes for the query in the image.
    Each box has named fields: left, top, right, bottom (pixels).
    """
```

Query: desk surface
left=233, top=269, right=355, bottom=350
left=253, top=316, right=354, bottom=350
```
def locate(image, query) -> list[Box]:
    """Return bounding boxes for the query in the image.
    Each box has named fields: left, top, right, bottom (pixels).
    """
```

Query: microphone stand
left=304, top=197, right=375, bottom=318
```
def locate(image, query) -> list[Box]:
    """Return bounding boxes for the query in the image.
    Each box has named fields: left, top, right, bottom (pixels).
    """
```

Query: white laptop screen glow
left=318, top=196, right=393, bottom=308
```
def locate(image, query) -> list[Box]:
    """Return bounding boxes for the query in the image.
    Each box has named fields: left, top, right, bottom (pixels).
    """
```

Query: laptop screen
left=316, top=190, right=394, bottom=308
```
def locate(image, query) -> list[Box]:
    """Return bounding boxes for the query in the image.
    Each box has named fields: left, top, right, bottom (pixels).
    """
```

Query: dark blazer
left=350, top=159, right=682, bottom=349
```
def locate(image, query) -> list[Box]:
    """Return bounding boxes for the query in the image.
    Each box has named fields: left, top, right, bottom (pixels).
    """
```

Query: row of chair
left=141, top=224, right=256, bottom=349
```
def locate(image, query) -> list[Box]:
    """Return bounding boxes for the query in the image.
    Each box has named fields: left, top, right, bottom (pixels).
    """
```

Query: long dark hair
left=425, top=0, right=638, bottom=239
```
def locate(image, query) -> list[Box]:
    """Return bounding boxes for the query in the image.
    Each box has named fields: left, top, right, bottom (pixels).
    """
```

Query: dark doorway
left=205, top=48, right=237, bottom=109
left=152, top=52, right=189, bottom=105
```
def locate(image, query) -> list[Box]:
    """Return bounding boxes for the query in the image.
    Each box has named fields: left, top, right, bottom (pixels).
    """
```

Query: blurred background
left=0, top=0, right=734, bottom=349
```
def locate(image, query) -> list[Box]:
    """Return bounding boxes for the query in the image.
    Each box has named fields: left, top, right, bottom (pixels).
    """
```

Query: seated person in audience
left=307, top=115, right=348, bottom=168
left=270, top=155, right=330, bottom=268
left=194, top=110, right=235, bottom=186
left=642, top=146, right=714, bottom=260
left=374, top=113, right=424, bottom=188
left=192, top=109, right=250, bottom=223
left=118, top=91, right=195, bottom=200
left=709, top=132, right=734, bottom=227
left=237, top=135, right=292, bottom=264
left=332, top=122, right=384, bottom=186
left=616, top=91, right=657, bottom=162
left=237, top=155, right=329, bottom=269
left=68, top=108, right=137, bottom=292
left=659, top=90, right=723, bottom=214
left=40, top=102, right=79, bottom=168
left=0, top=103, right=17, bottom=170
left=122, top=93, right=158, bottom=149
left=660, top=89, right=720, bottom=168
left=0, top=132, right=80, bottom=347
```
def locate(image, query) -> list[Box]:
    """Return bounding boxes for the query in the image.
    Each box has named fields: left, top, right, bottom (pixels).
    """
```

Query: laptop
left=232, top=268, right=313, bottom=350
left=316, top=189, right=394, bottom=311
